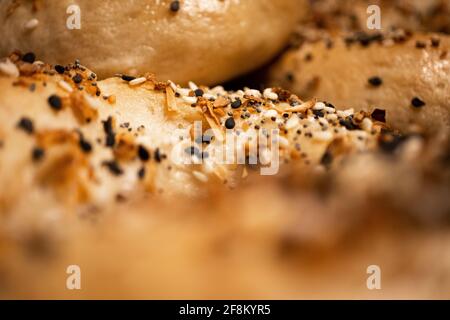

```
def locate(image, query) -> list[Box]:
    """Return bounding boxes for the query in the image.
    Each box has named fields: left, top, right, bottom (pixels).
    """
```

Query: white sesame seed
left=323, top=106, right=335, bottom=113
left=312, top=131, right=333, bottom=142
left=192, top=171, right=208, bottom=183
left=361, top=118, right=373, bottom=132
left=285, top=116, right=299, bottom=129
left=337, top=109, right=354, bottom=118
left=203, top=93, right=216, bottom=100
left=58, top=80, right=73, bottom=93
left=277, top=136, right=290, bottom=148
left=24, top=18, right=39, bottom=30
left=0, top=59, right=19, bottom=77
left=182, top=96, right=197, bottom=104
left=129, top=77, right=147, bottom=86
left=244, top=88, right=262, bottom=98
left=188, top=81, right=198, bottom=91
left=263, top=88, right=278, bottom=100
left=326, top=114, right=338, bottom=121
left=264, top=109, right=278, bottom=119
left=313, top=102, right=326, bottom=110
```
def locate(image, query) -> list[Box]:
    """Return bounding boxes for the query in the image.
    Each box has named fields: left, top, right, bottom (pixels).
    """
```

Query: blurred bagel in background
left=268, top=32, right=450, bottom=134
left=299, top=0, right=450, bottom=36
left=0, top=0, right=303, bottom=85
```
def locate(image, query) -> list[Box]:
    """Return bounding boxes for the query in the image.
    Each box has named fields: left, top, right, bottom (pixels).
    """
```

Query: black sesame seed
left=102, top=116, right=115, bottom=147
left=22, top=52, right=36, bottom=64
left=231, top=99, right=242, bottom=109
left=371, top=108, right=386, bottom=122
left=48, top=94, right=62, bottom=110
left=79, top=136, right=92, bottom=153
left=312, top=109, right=324, bottom=118
left=72, top=73, right=83, bottom=84
left=32, top=147, right=45, bottom=162
left=368, top=76, right=383, bottom=87
left=103, top=116, right=114, bottom=134
left=138, top=145, right=150, bottom=162
left=138, top=167, right=146, bottom=179
left=194, top=89, right=204, bottom=97
left=154, top=148, right=163, bottom=162
left=224, top=117, right=235, bottom=129
left=121, top=75, right=136, bottom=82
left=415, top=41, right=426, bottom=49
left=431, top=37, right=440, bottom=47
left=378, top=131, right=407, bottom=153
left=411, top=97, right=426, bottom=108
left=17, top=117, right=34, bottom=134
left=170, top=0, right=180, bottom=12
left=320, top=151, right=333, bottom=167
left=54, top=65, right=65, bottom=74
left=339, top=118, right=357, bottom=130
left=102, top=160, right=123, bottom=176
left=286, top=72, right=295, bottom=82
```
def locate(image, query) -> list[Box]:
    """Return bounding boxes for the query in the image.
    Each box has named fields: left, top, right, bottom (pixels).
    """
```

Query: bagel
left=268, top=32, right=450, bottom=134
left=0, top=0, right=302, bottom=85
left=0, top=53, right=389, bottom=213
left=302, top=0, right=450, bottom=35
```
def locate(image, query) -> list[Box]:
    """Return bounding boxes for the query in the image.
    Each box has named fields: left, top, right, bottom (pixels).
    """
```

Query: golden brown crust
left=269, top=32, right=450, bottom=134
left=0, top=0, right=302, bottom=85
left=0, top=54, right=390, bottom=213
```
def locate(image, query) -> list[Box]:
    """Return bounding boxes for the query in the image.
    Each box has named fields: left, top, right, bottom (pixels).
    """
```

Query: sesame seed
left=24, top=18, right=39, bottom=30
left=225, top=117, right=236, bottom=129
left=231, top=99, right=242, bottom=109
left=121, top=75, right=136, bottom=82
left=57, top=80, right=73, bottom=93
left=129, top=77, right=147, bottom=86
left=102, top=116, right=116, bottom=147
left=72, top=73, right=83, bottom=84
left=17, top=117, right=34, bottom=134
left=22, top=52, right=36, bottom=64
left=182, top=96, right=197, bottom=104
left=32, top=147, right=45, bottom=162
left=431, top=37, right=440, bottom=48
left=411, top=97, right=426, bottom=108
left=154, top=148, right=163, bottom=162
left=102, top=160, right=123, bottom=176
left=79, top=136, right=92, bottom=153
left=0, top=59, right=19, bottom=77
left=194, top=89, right=204, bottom=97
left=415, top=41, right=426, bottom=49
left=54, top=64, right=65, bottom=74
left=48, top=95, right=62, bottom=110
left=263, top=88, right=278, bottom=100
left=193, top=171, right=208, bottom=183
left=368, top=76, right=383, bottom=87
left=138, top=145, right=150, bottom=162
left=138, top=167, right=146, bottom=179
left=170, top=0, right=180, bottom=12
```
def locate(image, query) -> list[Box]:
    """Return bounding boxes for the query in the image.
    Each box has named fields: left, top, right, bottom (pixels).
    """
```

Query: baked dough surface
left=0, top=0, right=301, bottom=85
left=269, top=33, right=450, bottom=134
